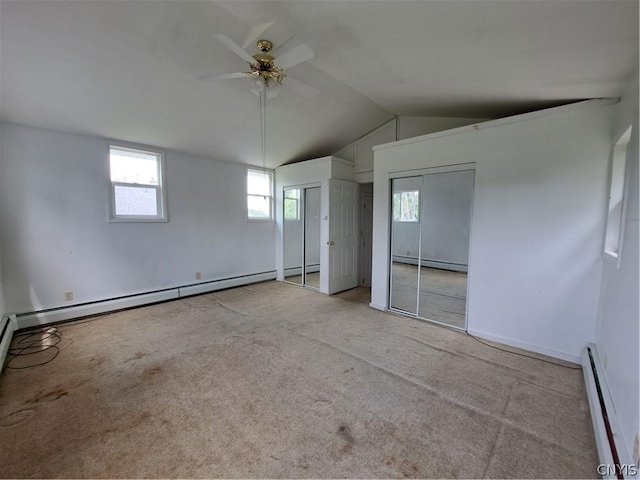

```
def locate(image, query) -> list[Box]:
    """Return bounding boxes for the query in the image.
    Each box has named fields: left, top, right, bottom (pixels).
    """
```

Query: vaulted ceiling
left=1, top=1, right=638, bottom=169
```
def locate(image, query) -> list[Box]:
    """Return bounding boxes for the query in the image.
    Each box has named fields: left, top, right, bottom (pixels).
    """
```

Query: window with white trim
left=247, top=168, right=273, bottom=220
left=108, top=143, right=167, bottom=222
left=603, top=126, right=632, bottom=262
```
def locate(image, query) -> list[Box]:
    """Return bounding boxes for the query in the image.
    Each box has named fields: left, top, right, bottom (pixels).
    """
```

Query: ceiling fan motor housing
left=257, top=39, right=273, bottom=53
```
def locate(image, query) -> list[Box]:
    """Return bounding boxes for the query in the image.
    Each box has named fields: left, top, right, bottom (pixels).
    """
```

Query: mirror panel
left=283, top=188, right=303, bottom=285
left=417, top=170, right=474, bottom=328
left=304, top=187, right=321, bottom=289
left=389, top=177, right=421, bottom=314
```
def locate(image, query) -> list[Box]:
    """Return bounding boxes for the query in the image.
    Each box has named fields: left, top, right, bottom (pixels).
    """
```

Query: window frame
left=602, top=126, right=632, bottom=267
left=107, top=141, right=168, bottom=223
left=246, top=167, right=274, bottom=221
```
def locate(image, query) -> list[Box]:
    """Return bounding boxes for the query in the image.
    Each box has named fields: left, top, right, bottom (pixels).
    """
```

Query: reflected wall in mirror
left=283, top=188, right=303, bottom=285
left=417, top=170, right=474, bottom=329
left=390, top=176, right=421, bottom=314
left=283, top=185, right=322, bottom=289
left=304, top=187, right=321, bottom=289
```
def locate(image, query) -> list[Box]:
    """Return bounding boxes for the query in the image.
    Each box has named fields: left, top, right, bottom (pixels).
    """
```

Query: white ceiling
left=1, top=0, right=638, bottom=169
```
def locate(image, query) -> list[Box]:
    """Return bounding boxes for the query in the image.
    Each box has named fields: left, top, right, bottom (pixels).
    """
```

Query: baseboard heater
left=14, top=271, right=276, bottom=331
left=582, top=344, right=636, bottom=479
left=0, top=314, right=18, bottom=373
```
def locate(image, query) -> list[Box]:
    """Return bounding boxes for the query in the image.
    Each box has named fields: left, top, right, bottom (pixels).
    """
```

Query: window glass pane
left=248, top=195, right=270, bottom=218
left=393, top=191, right=419, bottom=222
left=110, top=147, right=159, bottom=185
left=114, top=185, right=158, bottom=216
left=248, top=169, right=271, bottom=196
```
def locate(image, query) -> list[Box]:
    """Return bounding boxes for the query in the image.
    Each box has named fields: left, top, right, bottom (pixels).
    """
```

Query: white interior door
left=328, top=179, right=359, bottom=294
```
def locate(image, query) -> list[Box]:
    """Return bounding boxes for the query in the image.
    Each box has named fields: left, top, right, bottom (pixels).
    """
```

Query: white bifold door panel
left=327, top=179, right=359, bottom=294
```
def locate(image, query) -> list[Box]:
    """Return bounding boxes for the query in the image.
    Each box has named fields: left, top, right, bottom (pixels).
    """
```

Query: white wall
left=334, top=116, right=489, bottom=183
left=372, top=99, right=617, bottom=362
left=595, top=73, right=639, bottom=465
left=0, top=123, right=276, bottom=314
left=0, top=132, right=3, bottom=317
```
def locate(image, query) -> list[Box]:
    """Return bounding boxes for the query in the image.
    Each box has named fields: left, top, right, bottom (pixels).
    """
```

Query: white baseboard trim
left=15, top=271, right=277, bottom=330
left=0, top=314, right=18, bottom=372
left=467, top=328, right=581, bottom=363
left=582, top=344, right=637, bottom=479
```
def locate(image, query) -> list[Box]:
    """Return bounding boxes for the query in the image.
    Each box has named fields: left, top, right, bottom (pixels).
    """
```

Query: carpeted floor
left=391, top=264, right=467, bottom=328
left=0, top=281, right=597, bottom=478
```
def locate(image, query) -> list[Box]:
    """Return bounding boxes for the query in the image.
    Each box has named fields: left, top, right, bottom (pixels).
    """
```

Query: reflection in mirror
left=418, top=170, right=474, bottom=329
left=283, top=188, right=303, bottom=285
left=389, top=177, right=421, bottom=314
left=304, top=187, right=321, bottom=289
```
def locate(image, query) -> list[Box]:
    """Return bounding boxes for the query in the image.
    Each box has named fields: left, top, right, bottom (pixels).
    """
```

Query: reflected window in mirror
left=393, top=190, right=420, bottom=222
left=284, top=188, right=301, bottom=221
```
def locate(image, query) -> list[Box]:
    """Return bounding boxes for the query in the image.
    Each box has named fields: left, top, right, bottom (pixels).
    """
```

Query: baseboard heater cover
left=15, top=271, right=277, bottom=330
left=178, top=271, right=276, bottom=297
left=582, top=344, right=636, bottom=479
left=0, top=314, right=17, bottom=373
left=391, top=255, right=468, bottom=272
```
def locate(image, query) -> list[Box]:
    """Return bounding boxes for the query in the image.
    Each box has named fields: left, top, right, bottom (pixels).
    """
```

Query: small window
left=247, top=168, right=273, bottom=220
left=393, top=190, right=420, bottom=222
left=108, top=143, right=166, bottom=222
left=603, top=126, right=632, bottom=263
left=284, top=189, right=301, bottom=220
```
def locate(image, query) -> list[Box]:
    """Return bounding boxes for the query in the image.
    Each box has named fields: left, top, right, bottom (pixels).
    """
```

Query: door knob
left=327, top=240, right=335, bottom=245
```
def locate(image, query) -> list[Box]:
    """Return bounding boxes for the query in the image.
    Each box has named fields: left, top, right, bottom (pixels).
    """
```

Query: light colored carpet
left=0, top=281, right=597, bottom=478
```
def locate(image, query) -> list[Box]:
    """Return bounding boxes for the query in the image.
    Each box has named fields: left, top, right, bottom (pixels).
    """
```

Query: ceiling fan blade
left=199, top=72, right=248, bottom=81
left=275, top=44, right=314, bottom=70
left=213, top=33, right=256, bottom=64
left=271, top=33, right=296, bottom=57
left=242, top=22, right=274, bottom=49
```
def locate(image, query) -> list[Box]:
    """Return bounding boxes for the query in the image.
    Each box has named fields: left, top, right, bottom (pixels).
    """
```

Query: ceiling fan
left=201, top=31, right=316, bottom=94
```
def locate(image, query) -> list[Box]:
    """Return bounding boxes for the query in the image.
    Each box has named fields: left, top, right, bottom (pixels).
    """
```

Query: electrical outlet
left=195, top=272, right=201, bottom=280
left=64, top=291, right=73, bottom=301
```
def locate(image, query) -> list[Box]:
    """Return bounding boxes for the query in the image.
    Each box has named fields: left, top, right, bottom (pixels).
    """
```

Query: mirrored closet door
left=283, top=186, right=322, bottom=290
left=389, top=168, right=475, bottom=329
